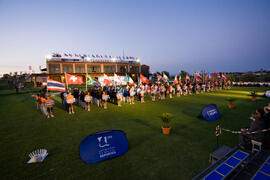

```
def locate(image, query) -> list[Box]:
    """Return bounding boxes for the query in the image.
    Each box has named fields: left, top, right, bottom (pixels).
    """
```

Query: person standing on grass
left=129, top=88, right=135, bottom=104
left=66, top=92, right=75, bottom=114
left=102, top=91, right=109, bottom=109
left=116, top=91, right=122, bottom=107
left=140, top=88, right=145, bottom=103
left=35, top=93, right=40, bottom=110
left=84, top=92, right=92, bottom=111
left=40, top=95, right=47, bottom=116
left=151, top=86, right=156, bottom=101
left=45, top=96, right=54, bottom=118
left=169, top=85, right=173, bottom=98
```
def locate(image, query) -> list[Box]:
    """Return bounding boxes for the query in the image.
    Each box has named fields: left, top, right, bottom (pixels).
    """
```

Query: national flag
left=163, top=73, right=169, bottom=81
left=206, top=73, right=211, bottom=81
left=195, top=72, right=202, bottom=82
left=75, top=54, right=79, bottom=57
left=213, top=72, right=216, bottom=78
left=221, top=73, right=227, bottom=80
left=186, top=75, right=190, bottom=81
left=105, top=55, right=108, bottom=58
left=86, top=74, right=100, bottom=86
left=126, top=74, right=135, bottom=86
left=92, top=55, right=95, bottom=58
left=157, top=74, right=163, bottom=81
left=174, top=75, right=178, bottom=84
left=114, top=73, right=122, bottom=84
left=47, top=78, right=66, bottom=92
left=65, top=73, right=83, bottom=85
left=103, top=74, right=112, bottom=86
left=64, top=53, right=68, bottom=56
left=140, top=74, right=149, bottom=84
left=69, top=54, right=72, bottom=57
left=217, top=73, right=221, bottom=79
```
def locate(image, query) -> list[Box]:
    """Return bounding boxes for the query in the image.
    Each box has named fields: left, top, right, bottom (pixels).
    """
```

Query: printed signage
left=79, top=130, right=128, bottom=163
left=201, top=104, right=221, bottom=121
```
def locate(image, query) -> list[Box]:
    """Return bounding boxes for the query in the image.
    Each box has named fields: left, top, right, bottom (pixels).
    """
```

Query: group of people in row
left=35, top=81, right=231, bottom=117
left=35, top=93, right=55, bottom=118
left=239, top=103, right=270, bottom=150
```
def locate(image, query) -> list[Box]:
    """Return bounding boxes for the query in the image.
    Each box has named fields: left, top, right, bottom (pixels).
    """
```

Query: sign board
left=201, top=104, right=221, bottom=121
left=79, top=130, right=128, bottom=163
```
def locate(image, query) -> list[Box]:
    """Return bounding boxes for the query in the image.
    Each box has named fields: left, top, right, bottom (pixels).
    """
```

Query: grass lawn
left=0, top=80, right=269, bottom=180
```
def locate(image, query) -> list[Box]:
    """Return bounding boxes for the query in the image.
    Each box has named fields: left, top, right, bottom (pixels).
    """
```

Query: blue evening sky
left=0, top=0, right=270, bottom=74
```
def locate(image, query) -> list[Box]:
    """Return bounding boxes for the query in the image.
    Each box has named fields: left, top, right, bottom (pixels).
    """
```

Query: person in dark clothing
left=239, top=109, right=266, bottom=149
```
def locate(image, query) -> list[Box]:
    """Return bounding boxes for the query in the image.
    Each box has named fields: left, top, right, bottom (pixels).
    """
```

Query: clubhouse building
left=32, top=53, right=142, bottom=86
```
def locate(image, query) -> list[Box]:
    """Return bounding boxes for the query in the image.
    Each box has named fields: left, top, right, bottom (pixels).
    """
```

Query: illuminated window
left=63, top=65, right=73, bottom=73
left=130, top=66, right=139, bottom=73
left=118, top=66, right=127, bottom=73
left=49, top=64, right=60, bottom=73
left=88, top=66, right=100, bottom=73
left=76, top=65, right=85, bottom=73
left=104, top=66, right=115, bottom=73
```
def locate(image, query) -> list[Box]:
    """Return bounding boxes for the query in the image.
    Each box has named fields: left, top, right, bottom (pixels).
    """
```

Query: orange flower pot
left=162, top=127, right=171, bottom=135
left=228, top=104, right=235, bottom=109
left=252, top=97, right=256, bottom=101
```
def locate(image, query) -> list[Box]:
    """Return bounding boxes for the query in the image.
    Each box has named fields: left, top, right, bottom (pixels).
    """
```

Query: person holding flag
left=174, top=75, right=178, bottom=85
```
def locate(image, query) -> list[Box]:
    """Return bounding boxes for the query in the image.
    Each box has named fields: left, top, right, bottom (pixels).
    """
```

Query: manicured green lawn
left=0, top=80, right=269, bottom=180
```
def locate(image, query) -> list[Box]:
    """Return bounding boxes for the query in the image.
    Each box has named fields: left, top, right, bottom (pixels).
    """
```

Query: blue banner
left=201, top=104, right=221, bottom=121
left=79, top=130, right=128, bottom=163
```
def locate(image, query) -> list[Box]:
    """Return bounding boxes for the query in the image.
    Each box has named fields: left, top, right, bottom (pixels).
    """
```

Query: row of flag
left=47, top=73, right=143, bottom=92
left=53, top=53, right=137, bottom=60
left=47, top=72, right=228, bottom=92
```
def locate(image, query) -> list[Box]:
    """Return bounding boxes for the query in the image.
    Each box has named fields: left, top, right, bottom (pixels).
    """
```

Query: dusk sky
left=0, top=0, right=270, bottom=74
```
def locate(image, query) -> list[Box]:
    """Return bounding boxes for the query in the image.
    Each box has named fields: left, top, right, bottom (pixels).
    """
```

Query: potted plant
left=250, top=91, right=257, bottom=101
left=160, top=113, right=174, bottom=135
left=226, top=98, right=236, bottom=109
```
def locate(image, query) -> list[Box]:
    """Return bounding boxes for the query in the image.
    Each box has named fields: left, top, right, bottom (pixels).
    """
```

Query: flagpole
left=85, top=73, right=87, bottom=91
left=64, top=72, right=69, bottom=91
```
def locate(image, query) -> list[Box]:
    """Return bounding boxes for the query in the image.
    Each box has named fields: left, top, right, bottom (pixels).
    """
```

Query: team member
left=102, top=91, right=109, bottom=109
left=140, top=88, right=145, bottom=103
left=45, top=96, right=55, bottom=118
left=66, top=92, right=75, bottom=114
left=84, top=92, right=92, bottom=111
left=169, top=85, right=173, bottom=98
left=151, top=86, right=156, bottom=101
left=116, top=91, right=122, bottom=107
left=176, top=84, right=181, bottom=96
left=35, top=93, right=40, bottom=110
left=40, top=95, right=47, bottom=116
left=129, top=88, right=135, bottom=104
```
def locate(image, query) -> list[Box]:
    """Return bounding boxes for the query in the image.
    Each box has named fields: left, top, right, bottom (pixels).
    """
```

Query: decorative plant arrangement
left=250, top=91, right=257, bottom=101
left=160, top=113, right=174, bottom=135
left=226, top=98, right=236, bottom=109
